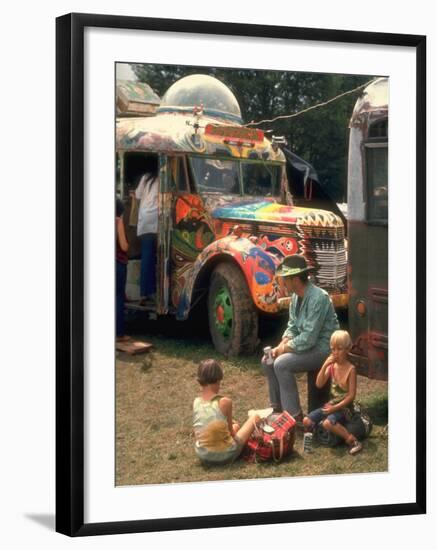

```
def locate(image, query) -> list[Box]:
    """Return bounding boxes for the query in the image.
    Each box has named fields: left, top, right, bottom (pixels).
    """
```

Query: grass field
left=116, top=316, right=388, bottom=486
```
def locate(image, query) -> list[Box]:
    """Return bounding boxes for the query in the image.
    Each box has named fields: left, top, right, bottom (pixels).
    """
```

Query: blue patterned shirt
left=282, top=282, right=339, bottom=354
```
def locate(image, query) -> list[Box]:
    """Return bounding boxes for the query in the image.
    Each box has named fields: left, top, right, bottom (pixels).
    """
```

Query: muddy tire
left=208, top=263, right=259, bottom=356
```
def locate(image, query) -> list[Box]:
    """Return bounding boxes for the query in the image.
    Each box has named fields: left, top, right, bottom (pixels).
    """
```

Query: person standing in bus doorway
left=116, top=198, right=130, bottom=342
left=130, top=159, right=159, bottom=306
left=261, top=255, right=339, bottom=422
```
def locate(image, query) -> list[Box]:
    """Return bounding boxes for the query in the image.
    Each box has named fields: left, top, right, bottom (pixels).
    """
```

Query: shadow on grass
left=123, top=331, right=265, bottom=373
left=124, top=310, right=286, bottom=372
left=361, top=393, right=388, bottom=426
left=124, top=300, right=346, bottom=360
left=364, top=438, right=386, bottom=452
left=123, top=308, right=352, bottom=374
left=314, top=435, right=385, bottom=458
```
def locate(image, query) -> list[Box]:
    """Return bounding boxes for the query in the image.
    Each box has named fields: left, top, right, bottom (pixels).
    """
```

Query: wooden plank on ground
left=116, top=340, right=153, bottom=355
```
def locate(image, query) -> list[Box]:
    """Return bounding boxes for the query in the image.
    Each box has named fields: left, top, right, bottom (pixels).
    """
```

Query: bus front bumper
left=331, top=293, right=349, bottom=309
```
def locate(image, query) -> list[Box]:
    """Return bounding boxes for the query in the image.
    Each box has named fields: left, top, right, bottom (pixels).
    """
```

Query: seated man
left=262, top=255, right=339, bottom=421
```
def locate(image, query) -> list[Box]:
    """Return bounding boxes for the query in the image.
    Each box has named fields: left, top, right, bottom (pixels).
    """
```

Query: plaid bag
left=242, top=411, right=296, bottom=463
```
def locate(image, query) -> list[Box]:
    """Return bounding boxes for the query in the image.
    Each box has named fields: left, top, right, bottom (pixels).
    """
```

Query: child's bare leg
left=323, top=419, right=362, bottom=454
left=303, top=417, right=315, bottom=432
left=236, top=415, right=260, bottom=445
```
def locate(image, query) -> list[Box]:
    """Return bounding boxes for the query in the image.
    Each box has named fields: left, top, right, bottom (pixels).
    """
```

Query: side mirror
left=285, top=191, right=294, bottom=206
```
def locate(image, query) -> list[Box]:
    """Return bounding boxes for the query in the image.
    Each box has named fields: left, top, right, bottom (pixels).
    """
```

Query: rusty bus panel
left=347, top=78, right=388, bottom=380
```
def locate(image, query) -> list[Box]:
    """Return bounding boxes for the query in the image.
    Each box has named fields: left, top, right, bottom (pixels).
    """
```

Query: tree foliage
left=131, top=63, right=373, bottom=201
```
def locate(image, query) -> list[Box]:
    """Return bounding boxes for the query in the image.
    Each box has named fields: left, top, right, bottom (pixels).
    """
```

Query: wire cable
left=244, top=78, right=377, bottom=127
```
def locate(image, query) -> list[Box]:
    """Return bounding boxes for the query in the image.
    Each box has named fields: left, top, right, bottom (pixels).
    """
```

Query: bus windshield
left=189, top=157, right=281, bottom=197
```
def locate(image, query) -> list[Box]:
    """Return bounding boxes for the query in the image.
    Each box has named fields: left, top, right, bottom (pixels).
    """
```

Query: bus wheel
left=208, top=263, right=258, bottom=356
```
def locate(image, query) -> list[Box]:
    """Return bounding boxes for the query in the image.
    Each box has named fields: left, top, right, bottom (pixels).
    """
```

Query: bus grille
left=299, top=225, right=345, bottom=240
left=303, top=239, right=347, bottom=291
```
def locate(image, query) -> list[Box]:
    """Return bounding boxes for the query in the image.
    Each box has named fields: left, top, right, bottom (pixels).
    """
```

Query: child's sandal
left=348, top=438, right=363, bottom=455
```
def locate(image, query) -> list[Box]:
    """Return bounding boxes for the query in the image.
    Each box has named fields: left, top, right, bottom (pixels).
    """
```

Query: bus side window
left=366, top=119, right=388, bottom=222
left=168, top=156, right=189, bottom=193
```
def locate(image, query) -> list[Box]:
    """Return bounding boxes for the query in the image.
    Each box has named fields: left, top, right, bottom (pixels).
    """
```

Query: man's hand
left=272, top=341, right=292, bottom=358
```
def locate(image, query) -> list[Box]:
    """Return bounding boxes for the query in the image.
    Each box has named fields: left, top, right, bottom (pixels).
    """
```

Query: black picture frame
left=56, top=12, right=426, bottom=537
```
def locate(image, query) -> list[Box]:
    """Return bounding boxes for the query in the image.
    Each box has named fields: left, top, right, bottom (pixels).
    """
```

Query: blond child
left=303, top=330, right=363, bottom=455
left=192, top=359, right=260, bottom=465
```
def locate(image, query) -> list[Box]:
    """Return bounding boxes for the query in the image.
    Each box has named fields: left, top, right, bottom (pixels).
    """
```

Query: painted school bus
left=347, top=78, right=388, bottom=380
left=116, top=74, right=348, bottom=355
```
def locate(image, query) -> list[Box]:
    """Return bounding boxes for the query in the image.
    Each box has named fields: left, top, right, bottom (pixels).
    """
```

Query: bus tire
left=208, top=263, right=259, bottom=356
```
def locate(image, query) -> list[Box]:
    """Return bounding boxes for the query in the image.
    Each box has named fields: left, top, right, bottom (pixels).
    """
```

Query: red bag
left=242, top=411, right=296, bottom=463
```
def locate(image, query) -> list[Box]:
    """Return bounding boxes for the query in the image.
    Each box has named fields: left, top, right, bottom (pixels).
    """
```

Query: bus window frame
left=166, top=154, right=192, bottom=194
left=187, top=154, right=283, bottom=198
left=363, top=124, right=388, bottom=226
left=240, top=160, right=282, bottom=198
left=188, top=154, right=242, bottom=196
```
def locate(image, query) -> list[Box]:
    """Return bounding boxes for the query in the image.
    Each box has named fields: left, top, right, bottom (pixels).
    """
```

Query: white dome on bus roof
left=351, top=77, right=388, bottom=119
left=157, top=74, right=243, bottom=124
left=362, top=77, right=388, bottom=107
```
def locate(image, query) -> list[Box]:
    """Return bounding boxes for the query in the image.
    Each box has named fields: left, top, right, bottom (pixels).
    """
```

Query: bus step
left=125, top=302, right=158, bottom=319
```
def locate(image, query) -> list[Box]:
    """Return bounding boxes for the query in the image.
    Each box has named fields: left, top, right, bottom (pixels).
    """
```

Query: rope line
left=244, top=78, right=376, bottom=127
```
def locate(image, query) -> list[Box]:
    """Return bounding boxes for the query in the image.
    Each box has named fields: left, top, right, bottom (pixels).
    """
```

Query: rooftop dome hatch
left=157, top=74, right=243, bottom=124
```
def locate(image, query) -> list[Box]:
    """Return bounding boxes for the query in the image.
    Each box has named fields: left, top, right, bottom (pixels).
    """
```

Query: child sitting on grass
left=303, top=330, right=363, bottom=455
left=193, top=359, right=260, bottom=466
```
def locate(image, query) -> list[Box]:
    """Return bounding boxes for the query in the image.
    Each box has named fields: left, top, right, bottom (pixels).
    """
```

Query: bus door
left=157, top=155, right=173, bottom=315
left=161, top=155, right=193, bottom=315
left=122, top=151, right=161, bottom=308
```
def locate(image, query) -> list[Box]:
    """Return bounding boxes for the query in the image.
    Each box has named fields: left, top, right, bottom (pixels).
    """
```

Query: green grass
left=116, top=326, right=388, bottom=486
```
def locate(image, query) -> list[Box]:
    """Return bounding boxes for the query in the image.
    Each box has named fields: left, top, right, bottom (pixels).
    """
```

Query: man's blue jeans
left=262, top=350, right=328, bottom=416
left=140, top=233, right=157, bottom=297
